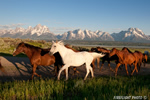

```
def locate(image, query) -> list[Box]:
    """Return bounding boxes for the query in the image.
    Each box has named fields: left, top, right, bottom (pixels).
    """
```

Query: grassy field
left=0, top=76, right=150, bottom=100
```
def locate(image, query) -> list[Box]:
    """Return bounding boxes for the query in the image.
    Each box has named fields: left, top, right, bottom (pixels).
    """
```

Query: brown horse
left=134, top=50, right=144, bottom=71
left=91, top=47, right=118, bottom=72
left=13, top=42, right=62, bottom=79
left=109, top=48, right=138, bottom=76
left=122, top=47, right=143, bottom=71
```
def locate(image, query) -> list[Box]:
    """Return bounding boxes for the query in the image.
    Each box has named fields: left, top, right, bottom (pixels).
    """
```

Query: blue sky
left=0, top=0, right=150, bottom=35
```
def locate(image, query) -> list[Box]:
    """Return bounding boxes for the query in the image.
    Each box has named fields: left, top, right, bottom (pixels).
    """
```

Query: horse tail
left=90, top=52, right=105, bottom=59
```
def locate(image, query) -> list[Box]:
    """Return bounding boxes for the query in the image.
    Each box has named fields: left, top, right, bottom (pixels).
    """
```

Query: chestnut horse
left=142, top=53, right=148, bottom=67
left=122, top=47, right=143, bottom=71
left=109, top=48, right=138, bottom=76
left=13, top=42, right=63, bottom=79
left=91, top=47, right=118, bottom=72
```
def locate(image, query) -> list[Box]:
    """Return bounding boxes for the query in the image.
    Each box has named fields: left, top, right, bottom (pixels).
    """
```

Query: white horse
left=49, top=41, right=105, bottom=80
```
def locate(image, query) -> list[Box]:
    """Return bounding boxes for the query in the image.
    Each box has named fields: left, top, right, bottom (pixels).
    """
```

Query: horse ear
left=58, top=40, right=63, bottom=44
left=52, top=41, right=55, bottom=44
left=58, top=40, right=64, bottom=45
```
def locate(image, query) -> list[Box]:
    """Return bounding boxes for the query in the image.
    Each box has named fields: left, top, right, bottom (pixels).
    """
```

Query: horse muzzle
left=12, top=53, right=16, bottom=56
left=109, top=55, right=111, bottom=58
left=49, top=52, right=53, bottom=56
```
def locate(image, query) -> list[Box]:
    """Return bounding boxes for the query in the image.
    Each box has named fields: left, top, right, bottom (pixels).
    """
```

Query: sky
left=0, top=0, right=150, bottom=35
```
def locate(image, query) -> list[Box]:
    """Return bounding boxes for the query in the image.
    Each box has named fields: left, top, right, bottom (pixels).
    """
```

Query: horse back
left=117, top=51, right=135, bottom=64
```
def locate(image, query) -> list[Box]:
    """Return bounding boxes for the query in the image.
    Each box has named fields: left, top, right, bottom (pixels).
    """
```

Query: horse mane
left=23, top=43, right=41, bottom=50
left=19, top=42, right=51, bottom=56
left=98, top=47, right=108, bottom=51
left=122, top=47, right=132, bottom=53
left=135, top=50, right=141, bottom=53
left=65, top=45, right=78, bottom=52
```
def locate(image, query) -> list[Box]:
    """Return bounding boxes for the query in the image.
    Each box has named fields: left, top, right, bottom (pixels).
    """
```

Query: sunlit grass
left=0, top=76, right=150, bottom=100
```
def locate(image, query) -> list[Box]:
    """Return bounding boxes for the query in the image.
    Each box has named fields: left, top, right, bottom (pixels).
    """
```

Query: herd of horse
left=11, top=41, right=148, bottom=80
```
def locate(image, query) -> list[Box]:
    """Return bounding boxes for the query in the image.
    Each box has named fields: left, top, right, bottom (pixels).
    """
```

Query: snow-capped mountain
left=111, top=28, right=150, bottom=42
left=0, top=24, right=57, bottom=40
left=57, top=29, right=114, bottom=41
left=0, top=24, right=150, bottom=42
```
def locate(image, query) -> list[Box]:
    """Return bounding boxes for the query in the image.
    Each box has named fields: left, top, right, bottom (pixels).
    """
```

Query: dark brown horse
left=13, top=42, right=62, bottom=79
left=109, top=48, right=138, bottom=76
left=91, top=47, right=118, bottom=72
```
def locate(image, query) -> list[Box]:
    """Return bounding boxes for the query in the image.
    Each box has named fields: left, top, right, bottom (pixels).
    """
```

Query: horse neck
left=104, top=50, right=110, bottom=53
left=23, top=48, right=34, bottom=59
left=116, top=50, right=125, bottom=61
left=57, top=45, right=72, bottom=59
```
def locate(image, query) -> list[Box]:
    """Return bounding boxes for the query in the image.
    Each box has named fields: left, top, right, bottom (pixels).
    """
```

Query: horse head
left=109, top=48, right=117, bottom=58
left=50, top=41, right=64, bottom=55
left=91, top=47, right=98, bottom=52
left=13, top=42, right=26, bottom=56
left=97, top=47, right=110, bottom=53
left=143, top=54, right=148, bottom=63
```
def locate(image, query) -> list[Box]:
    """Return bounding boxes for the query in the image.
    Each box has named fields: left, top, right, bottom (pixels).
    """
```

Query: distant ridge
left=0, top=24, right=150, bottom=43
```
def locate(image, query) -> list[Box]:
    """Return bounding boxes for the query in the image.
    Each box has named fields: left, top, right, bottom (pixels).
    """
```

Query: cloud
left=49, top=27, right=78, bottom=34
left=0, top=23, right=26, bottom=29
left=50, top=27, right=76, bottom=31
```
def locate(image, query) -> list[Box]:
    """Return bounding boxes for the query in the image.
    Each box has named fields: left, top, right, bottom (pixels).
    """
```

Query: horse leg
left=84, top=64, right=91, bottom=80
left=57, top=65, right=69, bottom=80
left=115, top=63, right=121, bottom=76
left=72, top=67, right=79, bottom=76
left=131, top=63, right=138, bottom=75
left=97, top=58, right=100, bottom=68
left=143, top=61, right=146, bottom=67
left=129, top=65, right=132, bottom=73
left=89, top=66, right=94, bottom=78
left=108, top=60, right=115, bottom=72
left=99, top=59, right=105, bottom=71
left=125, top=64, right=129, bottom=76
left=65, top=67, right=68, bottom=80
left=30, top=64, right=41, bottom=80
left=135, top=63, right=138, bottom=74
left=92, top=59, right=96, bottom=71
left=53, top=64, right=59, bottom=76
left=138, top=61, right=142, bottom=71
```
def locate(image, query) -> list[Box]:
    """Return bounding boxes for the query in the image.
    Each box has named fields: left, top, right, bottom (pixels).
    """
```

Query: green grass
left=0, top=76, right=150, bottom=100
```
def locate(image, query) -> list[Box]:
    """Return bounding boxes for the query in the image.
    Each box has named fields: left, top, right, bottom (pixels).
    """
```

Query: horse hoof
left=29, top=78, right=33, bottom=80
left=39, top=75, right=42, bottom=77
left=76, top=71, right=80, bottom=74
left=99, top=68, right=102, bottom=71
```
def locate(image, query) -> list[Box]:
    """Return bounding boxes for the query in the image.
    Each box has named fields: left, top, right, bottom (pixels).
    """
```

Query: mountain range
left=0, top=24, right=150, bottom=43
